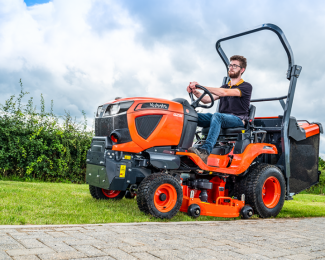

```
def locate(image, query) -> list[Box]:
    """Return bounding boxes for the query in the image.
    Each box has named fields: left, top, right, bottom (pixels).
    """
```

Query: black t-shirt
left=218, top=80, right=252, bottom=121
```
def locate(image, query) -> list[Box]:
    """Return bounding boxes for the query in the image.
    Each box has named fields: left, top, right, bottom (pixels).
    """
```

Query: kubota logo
left=141, top=103, right=169, bottom=110
left=149, top=103, right=168, bottom=109
left=173, top=113, right=183, bottom=117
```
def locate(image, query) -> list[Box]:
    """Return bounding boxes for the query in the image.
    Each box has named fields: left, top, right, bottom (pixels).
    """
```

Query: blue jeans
left=197, top=113, right=244, bottom=154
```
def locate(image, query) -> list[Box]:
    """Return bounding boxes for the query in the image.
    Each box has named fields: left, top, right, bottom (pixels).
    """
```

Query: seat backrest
left=248, top=104, right=256, bottom=122
left=243, top=104, right=256, bottom=130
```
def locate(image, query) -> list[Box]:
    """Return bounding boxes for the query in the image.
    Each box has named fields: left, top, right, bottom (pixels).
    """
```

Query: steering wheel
left=189, top=84, right=215, bottom=109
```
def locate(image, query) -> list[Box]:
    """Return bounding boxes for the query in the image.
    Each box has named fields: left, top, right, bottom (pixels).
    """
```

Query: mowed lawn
left=1, top=180, right=325, bottom=225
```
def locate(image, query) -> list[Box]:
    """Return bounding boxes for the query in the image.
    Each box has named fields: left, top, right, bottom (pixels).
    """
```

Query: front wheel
left=136, top=173, right=183, bottom=219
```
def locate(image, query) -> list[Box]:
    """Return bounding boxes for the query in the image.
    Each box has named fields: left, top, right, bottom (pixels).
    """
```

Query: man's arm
left=188, top=82, right=241, bottom=97
left=204, top=86, right=241, bottom=97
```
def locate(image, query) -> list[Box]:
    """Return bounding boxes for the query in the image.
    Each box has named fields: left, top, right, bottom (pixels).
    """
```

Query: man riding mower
left=86, top=23, right=322, bottom=219
left=187, top=54, right=252, bottom=165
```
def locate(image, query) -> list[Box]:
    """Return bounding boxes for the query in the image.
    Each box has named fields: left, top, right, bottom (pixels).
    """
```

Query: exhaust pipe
left=110, top=131, right=122, bottom=143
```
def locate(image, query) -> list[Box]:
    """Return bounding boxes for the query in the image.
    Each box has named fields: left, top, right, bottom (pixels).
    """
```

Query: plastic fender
left=177, top=143, right=277, bottom=175
left=207, top=154, right=230, bottom=168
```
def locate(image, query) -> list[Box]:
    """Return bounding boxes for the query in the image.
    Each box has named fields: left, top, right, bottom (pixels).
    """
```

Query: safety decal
left=119, top=165, right=126, bottom=178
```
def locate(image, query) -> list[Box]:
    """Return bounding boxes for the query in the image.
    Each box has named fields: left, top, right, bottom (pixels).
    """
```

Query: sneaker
left=188, top=147, right=209, bottom=164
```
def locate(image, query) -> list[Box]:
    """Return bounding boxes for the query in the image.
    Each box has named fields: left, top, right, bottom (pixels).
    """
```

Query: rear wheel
left=136, top=173, right=183, bottom=219
left=96, top=187, right=126, bottom=200
left=244, top=164, right=285, bottom=218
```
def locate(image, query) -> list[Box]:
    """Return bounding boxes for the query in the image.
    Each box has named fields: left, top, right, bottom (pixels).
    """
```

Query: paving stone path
left=1, top=218, right=325, bottom=260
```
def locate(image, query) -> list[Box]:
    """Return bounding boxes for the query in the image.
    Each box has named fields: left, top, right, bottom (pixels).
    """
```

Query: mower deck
left=180, top=197, right=245, bottom=218
left=180, top=177, right=245, bottom=218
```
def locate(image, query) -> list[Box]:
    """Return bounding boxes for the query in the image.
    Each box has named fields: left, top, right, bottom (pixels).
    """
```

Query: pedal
left=190, top=190, right=194, bottom=199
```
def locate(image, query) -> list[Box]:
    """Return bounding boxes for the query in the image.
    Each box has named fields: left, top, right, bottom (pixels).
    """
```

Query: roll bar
left=250, top=95, right=287, bottom=103
left=216, top=23, right=294, bottom=79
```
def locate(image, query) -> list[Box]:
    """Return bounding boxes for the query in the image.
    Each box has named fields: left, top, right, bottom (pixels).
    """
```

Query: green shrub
left=303, top=169, right=325, bottom=195
left=0, top=80, right=93, bottom=183
left=319, top=157, right=325, bottom=170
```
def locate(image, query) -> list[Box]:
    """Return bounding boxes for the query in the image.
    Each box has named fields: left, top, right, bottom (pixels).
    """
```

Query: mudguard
left=177, top=143, right=278, bottom=175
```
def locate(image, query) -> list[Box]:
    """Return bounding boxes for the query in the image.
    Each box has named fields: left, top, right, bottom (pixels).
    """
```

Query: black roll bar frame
left=251, top=95, right=288, bottom=110
left=215, top=23, right=302, bottom=198
left=250, top=95, right=288, bottom=103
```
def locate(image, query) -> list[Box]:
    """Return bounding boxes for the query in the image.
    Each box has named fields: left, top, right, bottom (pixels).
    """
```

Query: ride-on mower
left=86, top=23, right=323, bottom=219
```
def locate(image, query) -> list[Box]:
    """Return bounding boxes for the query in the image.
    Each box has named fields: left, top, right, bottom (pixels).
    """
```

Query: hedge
left=0, top=80, right=93, bottom=183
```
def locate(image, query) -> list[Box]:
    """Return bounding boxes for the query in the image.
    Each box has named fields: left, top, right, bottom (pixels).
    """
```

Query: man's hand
left=187, top=81, right=199, bottom=93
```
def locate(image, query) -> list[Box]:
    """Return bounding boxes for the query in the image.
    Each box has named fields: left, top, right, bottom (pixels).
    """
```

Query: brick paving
left=0, top=218, right=325, bottom=260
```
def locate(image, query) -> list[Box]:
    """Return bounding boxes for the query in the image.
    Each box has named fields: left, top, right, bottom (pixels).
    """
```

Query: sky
left=24, top=0, right=49, bottom=6
left=1, top=0, right=325, bottom=157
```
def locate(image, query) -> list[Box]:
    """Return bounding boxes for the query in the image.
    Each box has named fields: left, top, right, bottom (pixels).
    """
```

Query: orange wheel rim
left=262, top=177, right=281, bottom=208
left=102, top=189, right=121, bottom=198
left=154, top=184, right=177, bottom=213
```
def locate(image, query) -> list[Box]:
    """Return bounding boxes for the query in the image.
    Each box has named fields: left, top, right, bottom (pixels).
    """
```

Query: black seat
left=201, top=104, right=256, bottom=136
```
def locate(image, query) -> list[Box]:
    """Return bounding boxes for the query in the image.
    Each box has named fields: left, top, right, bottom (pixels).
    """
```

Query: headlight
left=103, top=101, right=134, bottom=116
left=119, top=101, right=134, bottom=113
left=96, top=106, right=103, bottom=117
left=109, top=104, right=120, bottom=115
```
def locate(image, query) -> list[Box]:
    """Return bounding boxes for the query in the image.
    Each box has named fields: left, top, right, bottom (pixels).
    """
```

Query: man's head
left=228, top=55, right=247, bottom=79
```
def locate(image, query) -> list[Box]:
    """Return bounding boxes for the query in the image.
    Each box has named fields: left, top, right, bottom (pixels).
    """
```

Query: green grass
left=278, top=194, right=325, bottom=218
left=1, top=180, right=325, bottom=225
